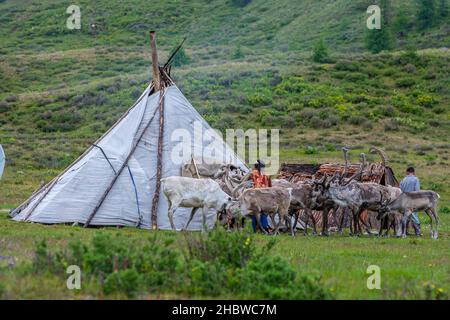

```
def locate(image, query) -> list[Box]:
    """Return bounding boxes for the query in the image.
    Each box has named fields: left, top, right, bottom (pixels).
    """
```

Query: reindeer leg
left=384, top=216, right=392, bottom=237
left=396, top=214, right=404, bottom=238
left=311, top=212, right=318, bottom=235
left=378, top=216, right=384, bottom=237
left=286, top=213, right=294, bottom=237
left=289, top=212, right=294, bottom=237
left=401, top=211, right=411, bottom=238
left=348, top=209, right=354, bottom=236
left=424, top=208, right=438, bottom=239
left=272, top=213, right=282, bottom=236
left=184, top=207, right=198, bottom=231
left=352, top=208, right=360, bottom=237
left=168, top=200, right=178, bottom=231
left=331, top=208, right=340, bottom=234
left=293, top=210, right=300, bottom=235
left=201, top=205, right=208, bottom=232
left=338, top=208, right=345, bottom=234
left=359, top=210, right=374, bottom=236
left=303, top=210, right=309, bottom=236
left=320, top=208, right=329, bottom=236
left=433, top=208, right=439, bottom=239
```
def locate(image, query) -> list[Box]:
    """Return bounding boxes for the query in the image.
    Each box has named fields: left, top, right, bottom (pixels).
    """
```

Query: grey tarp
left=11, top=85, right=247, bottom=230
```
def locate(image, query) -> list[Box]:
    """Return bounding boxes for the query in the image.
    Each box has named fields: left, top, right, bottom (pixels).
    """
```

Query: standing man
left=399, top=166, right=422, bottom=236
left=250, top=160, right=272, bottom=234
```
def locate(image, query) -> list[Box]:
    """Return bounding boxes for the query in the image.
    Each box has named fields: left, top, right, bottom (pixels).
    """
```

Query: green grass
left=1, top=211, right=449, bottom=299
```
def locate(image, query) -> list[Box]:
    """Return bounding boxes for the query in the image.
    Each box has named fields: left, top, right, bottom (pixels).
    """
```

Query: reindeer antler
left=340, top=146, right=350, bottom=183
left=369, top=146, right=388, bottom=167
left=342, top=152, right=366, bottom=186
left=231, top=170, right=252, bottom=198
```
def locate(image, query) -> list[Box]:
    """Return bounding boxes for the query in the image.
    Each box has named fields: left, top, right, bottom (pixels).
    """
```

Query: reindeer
left=312, top=152, right=399, bottom=236
left=238, top=187, right=293, bottom=236
left=378, top=191, right=440, bottom=239
left=161, top=176, right=232, bottom=231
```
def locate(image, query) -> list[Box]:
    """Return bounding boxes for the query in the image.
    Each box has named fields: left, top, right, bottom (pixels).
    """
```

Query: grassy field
left=0, top=0, right=449, bottom=299
left=1, top=210, right=449, bottom=299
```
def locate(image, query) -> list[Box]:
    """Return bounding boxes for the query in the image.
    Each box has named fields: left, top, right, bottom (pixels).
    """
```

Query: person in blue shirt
left=399, top=166, right=422, bottom=236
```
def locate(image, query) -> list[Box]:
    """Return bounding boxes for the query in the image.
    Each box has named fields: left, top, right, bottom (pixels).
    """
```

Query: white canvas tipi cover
left=11, top=85, right=246, bottom=230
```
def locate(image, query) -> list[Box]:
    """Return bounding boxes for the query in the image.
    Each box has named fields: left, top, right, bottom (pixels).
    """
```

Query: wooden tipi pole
left=149, top=31, right=161, bottom=91
left=149, top=31, right=165, bottom=230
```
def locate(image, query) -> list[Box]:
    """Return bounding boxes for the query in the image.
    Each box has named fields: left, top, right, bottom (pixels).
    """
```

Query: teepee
left=11, top=32, right=247, bottom=230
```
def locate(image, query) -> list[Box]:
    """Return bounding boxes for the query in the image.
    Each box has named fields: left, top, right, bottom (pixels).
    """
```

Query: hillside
left=1, top=0, right=449, bottom=208
left=0, top=0, right=449, bottom=54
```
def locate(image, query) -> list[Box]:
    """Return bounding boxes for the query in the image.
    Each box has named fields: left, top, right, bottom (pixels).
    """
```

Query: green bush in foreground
left=29, top=228, right=332, bottom=299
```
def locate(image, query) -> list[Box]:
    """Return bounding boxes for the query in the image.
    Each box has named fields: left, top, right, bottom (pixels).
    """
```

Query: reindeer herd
left=162, top=151, right=441, bottom=239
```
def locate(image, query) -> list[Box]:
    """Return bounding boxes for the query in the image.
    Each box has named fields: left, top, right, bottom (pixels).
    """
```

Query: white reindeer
left=161, top=176, right=232, bottom=231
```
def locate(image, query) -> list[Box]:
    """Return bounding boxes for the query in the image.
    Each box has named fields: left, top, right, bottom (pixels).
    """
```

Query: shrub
left=131, top=89, right=141, bottom=99
left=183, top=228, right=332, bottom=299
left=128, top=79, right=138, bottom=86
left=36, top=108, right=83, bottom=132
left=95, top=93, right=108, bottom=105
left=439, top=206, right=450, bottom=215
left=396, top=78, right=416, bottom=88
left=170, top=45, right=190, bottom=67
left=417, top=0, right=436, bottom=29
left=379, top=105, right=397, bottom=117
left=247, top=93, right=272, bottom=107
left=334, top=60, right=360, bottom=72
left=231, top=0, right=252, bottom=8
left=344, top=72, right=368, bottom=82
left=5, top=95, right=18, bottom=102
left=310, top=116, right=323, bottom=129
left=279, top=115, right=297, bottom=128
left=304, top=145, right=319, bottom=154
left=384, top=119, right=399, bottom=131
left=29, top=229, right=332, bottom=299
left=33, top=234, right=181, bottom=297
left=103, top=269, right=140, bottom=298
left=232, top=44, right=244, bottom=59
left=349, top=116, right=366, bottom=126
left=0, top=101, right=10, bottom=113
left=404, top=64, right=417, bottom=73
left=311, top=38, right=330, bottom=63
left=215, top=115, right=235, bottom=131
left=416, top=94, right=435, bottom=108
left=365, top=27, right=393, bottom=54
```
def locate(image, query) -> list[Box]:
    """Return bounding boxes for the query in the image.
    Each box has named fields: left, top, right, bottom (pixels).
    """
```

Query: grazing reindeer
left=161, top=176, right=232, bottom=231
left=378, top=191, right=440, bottom=239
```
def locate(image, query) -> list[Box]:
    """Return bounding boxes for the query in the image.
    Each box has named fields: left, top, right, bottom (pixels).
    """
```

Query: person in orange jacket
left=250, top=160, right=272, bottom=233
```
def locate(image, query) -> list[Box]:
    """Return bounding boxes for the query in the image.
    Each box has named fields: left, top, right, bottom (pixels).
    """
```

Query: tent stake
left=150, top=86, right=165, bottom=230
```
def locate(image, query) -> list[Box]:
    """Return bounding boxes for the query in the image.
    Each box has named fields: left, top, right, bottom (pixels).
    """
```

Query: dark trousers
left=252, top=214, right=269, bottom=233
